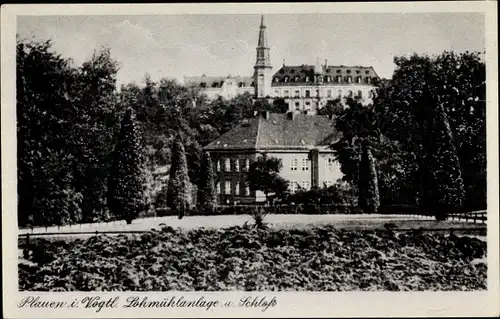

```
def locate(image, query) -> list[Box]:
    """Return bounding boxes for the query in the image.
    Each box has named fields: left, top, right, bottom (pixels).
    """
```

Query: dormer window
left=347, top=70, right=351, bottom=74
left=356, top=70, right=360, bottom=74
left=284, top=76, right=289, bottom=83
left=274, top=77, right=279, bottom=83
left=365, top=77, right=371, bottom=84
left=346, top=76, right=352, bottom=83
left=365, top=70, right=370, bottom=74
left=357, top=76, right=362, bottom=83
left=336, top=70, right=341, bottom=74
left=305, top=76, right=310, bottom=82
left=200, top=82, right=207, bottom=88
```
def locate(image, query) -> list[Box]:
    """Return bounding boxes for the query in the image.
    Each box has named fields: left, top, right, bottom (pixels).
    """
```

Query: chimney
left=325, top=59, right=328, bottom=68
left=287, top=111, right=295, bottom=120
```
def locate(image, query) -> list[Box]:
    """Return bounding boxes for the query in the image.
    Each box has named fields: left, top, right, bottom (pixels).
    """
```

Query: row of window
left=289, top=158, right=339, bottom=172
left=216, top=158, right=251, bottom=172
left=275, top=88, right=373, bottom=99
left=216, top=181, right=250, bottom=196
left=277, top=75, right=372, bottom=84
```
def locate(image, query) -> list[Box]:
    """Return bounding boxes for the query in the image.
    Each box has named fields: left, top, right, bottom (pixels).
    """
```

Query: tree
left=197, top=152, right=217, bottom=213
left=71, top=48, right=121, bottom=221
left=17, top=37, right=82, bottom=227
left=166, top=137, right=190, bottom=218
left=248, top=154, right=289, bottom=203
left=108, top=108, right=146, bottom=224
left=376, top=52, right=485, bottom=209
left=422, top=105, right=465, bottom=220
left=358, top=141, right=380, bottom=213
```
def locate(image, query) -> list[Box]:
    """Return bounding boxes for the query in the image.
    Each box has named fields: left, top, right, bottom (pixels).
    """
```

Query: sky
left=17, top=13, right=485, bottom=87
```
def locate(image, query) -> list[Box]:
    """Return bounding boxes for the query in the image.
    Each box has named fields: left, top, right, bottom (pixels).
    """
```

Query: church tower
left=254, top=15, right=273, bottom=98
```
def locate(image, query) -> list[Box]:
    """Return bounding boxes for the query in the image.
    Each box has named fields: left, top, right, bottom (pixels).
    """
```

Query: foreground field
left=19, top=225, right=486, bottom=291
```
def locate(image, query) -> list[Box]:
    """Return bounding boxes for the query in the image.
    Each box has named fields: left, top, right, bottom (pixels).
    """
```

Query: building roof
left=271, top=64, right=380, bottom=86
left=204, top=112, right=340, bottom=151
left=184, top=75, right=254, bottom=88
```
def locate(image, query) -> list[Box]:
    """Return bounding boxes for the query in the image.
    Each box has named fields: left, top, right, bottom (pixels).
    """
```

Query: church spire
left=257, top=14, right=268, bottom=49
left=255, top=15, right=271, bottom=67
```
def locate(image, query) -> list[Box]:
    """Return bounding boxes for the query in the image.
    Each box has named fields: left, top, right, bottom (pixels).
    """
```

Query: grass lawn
left=19, top=214, right=485, bottom=238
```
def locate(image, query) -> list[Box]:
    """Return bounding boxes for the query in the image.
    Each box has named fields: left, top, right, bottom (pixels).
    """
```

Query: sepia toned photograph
left=14, top=11, right=489, bottom=292
left=2, top=2, right=499, bottom=318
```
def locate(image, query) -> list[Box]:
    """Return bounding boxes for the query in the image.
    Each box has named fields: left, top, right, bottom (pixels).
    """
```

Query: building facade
left=185, top=15, right=380, bottom=113
left=204, top=111, right=343, bottom=204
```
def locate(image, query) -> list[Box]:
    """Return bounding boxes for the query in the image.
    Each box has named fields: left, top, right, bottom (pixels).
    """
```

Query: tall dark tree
left=248, top=154, right=289, bottom=203
left=166, top=137, right=190, bottom=219
left=358, top=142, right=380, bottom=213
left=71, top=48, right=120, bottom=221
left=16, top=37, right=82, bottom=227
left=108, top=108, right=146, bottom=224
left=197, top=152, right=217, bottom=212
left=422, top=105, right=465, bottom=220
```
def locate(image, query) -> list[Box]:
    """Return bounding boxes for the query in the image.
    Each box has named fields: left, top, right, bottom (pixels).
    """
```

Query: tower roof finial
left=260, top=14, right=265, bottom=27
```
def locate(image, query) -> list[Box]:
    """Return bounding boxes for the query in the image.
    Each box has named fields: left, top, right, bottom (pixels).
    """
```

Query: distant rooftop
left=184, top=75, right=254, bottom=88
left=204, top=112, right=340, bottom=151
left=272, top=64, right=380, bottom=86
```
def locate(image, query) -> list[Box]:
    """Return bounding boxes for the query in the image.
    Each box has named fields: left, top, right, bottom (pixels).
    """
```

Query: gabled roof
left=204, top=112, right=340, bottom=151
left=271, top=65, right=379, bottom=86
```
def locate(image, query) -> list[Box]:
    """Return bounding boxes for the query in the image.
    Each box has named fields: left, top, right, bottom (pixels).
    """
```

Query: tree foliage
left=108, top=108, right=147, bottom=224
left=197, top=152, right=217, bottom=212
left=166, top=137, right=190, bottom=218
left=358, top=142, right=380, bottom=213
left=248, top=154, right=289, bottom=202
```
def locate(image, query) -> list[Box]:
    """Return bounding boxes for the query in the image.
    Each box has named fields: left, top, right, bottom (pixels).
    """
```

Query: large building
left=185, top=15, right=381, bottom=114
left=204, top=111, right=342, bottom=204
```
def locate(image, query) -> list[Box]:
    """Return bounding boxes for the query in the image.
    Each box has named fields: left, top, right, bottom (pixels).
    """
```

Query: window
left=291, top=158, right=299, bottom=171
left=324, top=180, right=333, bottom=188
left=346, top=76, right=352, bottom=83
left=234, top=159, right=239, bottom=172
left=274, top=89, right=280, bottom=96
left=289, top=181, right=298, bottom=193
left=302, top=158, right=310, bottom=171
left=274, top=77, right=279, bottom=83
left=327, top=89, right=332, bottom=98
left=305, top=90, right=311, bottom=98
left=305, top=76, right=310, bottom=82
left=365, top=77, right=371, bottom=84
left=316, top=90, right=320, bottom=97
left=327, top=157, right=335, bottom=172
left=295, top=102, right=300, bottom=110
left=284, top=90, right=290, bottom=97
left=294, top=90, right=300, bottom=98
left=244, top=159, right=250, bottom=171
left=357, top=76, right=362, bottom=84
left=305, top=101, right=311, bottom=110
left=348, top=90, right=353, bottom=98
left=225, top=158, right=231, bottom=172
left=225, top=181, right=231, bottom=195
left=217, top=160, right=221, bottom=172
left=336, top=75, right=342, bottom=82
left=284, top=76, right=289, bottom=83
left=235, top=182, right=240, bottom=195
left=368, top=90, right=374, bottom=99
left=245, top=185, right=250, bottom=196
left=216, top=182, right=221, bottom=194
left=301, top=180, right=310, bottom=190
left=358, top=90, right=363, bottom=98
